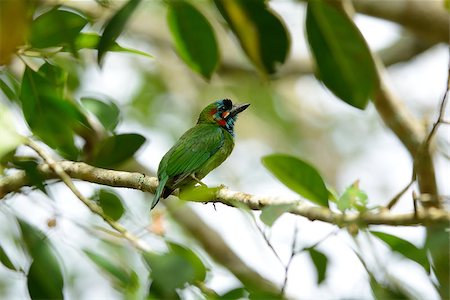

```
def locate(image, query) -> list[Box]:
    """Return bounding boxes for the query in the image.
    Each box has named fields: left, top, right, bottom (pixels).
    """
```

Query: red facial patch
left=210, top=108, right=217, bottom=115
left=217, top=119, right=227, bottom=127
left=222, top=111, right=230, bottom=119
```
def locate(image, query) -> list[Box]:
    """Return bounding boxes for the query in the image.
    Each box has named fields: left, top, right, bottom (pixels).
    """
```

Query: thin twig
left=386, top=172, right=416, bottom=210
left=423, top=53, right=450, bottom=148
left=252, top=217, right=284, bottom=266
left=24, top=139, right=152, bottom=252
left=280, top=224, right=299, bottom=296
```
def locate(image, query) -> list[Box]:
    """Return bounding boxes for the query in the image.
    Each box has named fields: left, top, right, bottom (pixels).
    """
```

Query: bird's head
left=197, top=99, right=250, bottom=135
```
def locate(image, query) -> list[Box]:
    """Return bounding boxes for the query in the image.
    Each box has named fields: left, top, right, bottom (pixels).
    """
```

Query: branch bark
left=352, top=0, right=449, bottom=44
left=1, top=160, right=449, bottom=226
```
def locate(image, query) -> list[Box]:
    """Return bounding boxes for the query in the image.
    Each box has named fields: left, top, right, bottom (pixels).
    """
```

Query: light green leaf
left=143, top=242, right=206, bottom=298
left=214, top=0, right=289, bottom=74
left=306, top=0, right=378, bottom=109
left=94, top=189, right=125, bottom=221
left=308, top=248, right=328, bottom=284
left=73, top=33, right=152, bottom=58
left=81, top=97, right=120, bottom=131
left=84, top=250, right=133, bottom=287
left=260, top=203, right=296, bottom=227
left=89, top=133, right=146, bottom=168
left=29, top=8, right=87, bottom=52
left=371, top=230, right=430, bottom=273
left=262, top=154, right=328, bottom=207
left=337, top=180, right=368, bottom=212
left=0, top=103, right=23, bottom=159
left=167, top=1, right=219, bottom=79
left=97, top=0, right=142, bottom=64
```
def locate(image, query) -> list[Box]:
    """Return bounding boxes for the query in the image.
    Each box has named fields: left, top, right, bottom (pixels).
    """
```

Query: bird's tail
left=151, top=176, right=168, bottom=210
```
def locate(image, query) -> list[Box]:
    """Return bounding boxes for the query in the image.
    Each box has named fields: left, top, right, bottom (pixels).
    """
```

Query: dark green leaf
left=89, top=133, right=146, bottom=168
left=81, top=97, right=120, bottom=131
left=98, top=0, right=142, bottom=64
left=220, top=287, right=248, bottom=300
left=27, top=245, right=64, bottom=300
left=353, top=250, right=410, bottom=299
left=94, top=189, right=125, bottom=221
left=306, top=1, right=378, bottom=109
left=17, top=218, right=48, bottom=258
left=308, top=248, right=328, bottom=284
left=260, top=203, right=296, bottom=227
left=72, top=33, right=152, bottom=58
left=262, top=154, right=328, bottom=206
left=249, top=291, right=283, bottom=300
left=84, top=249, right=132, bottom=286
left=425, top=225, right=449, bottom=298
left=370, top=276, right=409, bottom=300
left=0, top=245, right=16, bottom=271
left=144, top=242, right=206, bottom=298
left=20, top=63, right=88, bottom=159
left=29, top=8, right=87, bottom=51
left=0, top=71, right=20, bottom=102
left=214, top=0, right=289, bottom=74
left=337, top=181, right=368, bottom=212
left=12, top=158, right=47, bottom=194
left=167, top=1, right=219, bottom=79
left=371, top=230, right=430, bottom=273
left=17, top=219, right=64, bottom=299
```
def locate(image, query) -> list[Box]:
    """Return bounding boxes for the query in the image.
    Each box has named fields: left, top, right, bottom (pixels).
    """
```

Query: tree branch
left=1, top=160, right=449, bottom=226
left=352, top=0, right=449, bottom=44
left=23, top=141, right=152, bottom=252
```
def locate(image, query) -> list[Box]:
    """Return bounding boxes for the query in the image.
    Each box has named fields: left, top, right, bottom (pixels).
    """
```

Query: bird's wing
left=161, top=125, right=225, bottom=179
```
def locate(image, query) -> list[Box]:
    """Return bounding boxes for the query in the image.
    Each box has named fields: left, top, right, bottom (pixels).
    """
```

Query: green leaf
left=0, top=103, right=24, bottom=160
left=144, top=242, right=207, bottom=298
left=84, top=249, right=133, bottom=287
left=306, top=0, right=378, bottom=109
left=337, top=180, right=368, bottom=212
left=12, top=157, right=47, bottom=195
left=214, top=0, right=289, bottom=74
left=73, top=33, right=152, bottom=58
left=260, top=203, right=296, bottom=227
left=94, top=189, right=125, bottom=221
left=0, top=71, right=20, bottom=102
left=89, top=133, right=146, bottom=168
left=308, top=248, right=328, bottom=284
left=220, top=287, right=248, bottom=300
left=81, top=97, right=120, bottom=131
left=167, top=1, right=219, bottom=79
left=0, top=245, right=16, bottom=271
left=17, top=218, right=48, bottom=258
left=20, top=63, right=87, bottom=159
left=97, top=0, right=142, bottom=64
left=17, top=219, right=64, bottom=299
left=262, top=154, right=328, bottom=207
left=371, top=230, right=430, bottom=273
left=27, top=245, right=64, bottom=300
left=29, top=8, right=87, bottom=52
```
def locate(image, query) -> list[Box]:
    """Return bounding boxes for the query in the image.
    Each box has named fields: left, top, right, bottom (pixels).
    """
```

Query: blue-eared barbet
left=151, top=99, right=250, bottom=209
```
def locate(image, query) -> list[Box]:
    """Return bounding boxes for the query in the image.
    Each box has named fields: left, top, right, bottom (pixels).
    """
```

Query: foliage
left=0, top=0, right=446, bottom=299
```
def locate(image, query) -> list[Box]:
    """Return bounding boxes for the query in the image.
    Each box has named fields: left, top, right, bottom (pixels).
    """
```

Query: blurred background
left=0, top=0, right=448, bottom=299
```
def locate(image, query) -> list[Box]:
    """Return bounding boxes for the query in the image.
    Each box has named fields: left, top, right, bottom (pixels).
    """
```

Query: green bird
left=151, top=99, right=250, bottom=209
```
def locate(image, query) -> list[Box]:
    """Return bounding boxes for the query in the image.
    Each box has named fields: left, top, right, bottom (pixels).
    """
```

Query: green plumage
left=151, top=99, right=249, bottom=209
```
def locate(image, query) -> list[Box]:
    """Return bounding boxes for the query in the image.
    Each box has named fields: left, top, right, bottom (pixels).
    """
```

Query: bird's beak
left=229, top=103, right=250, bottom=118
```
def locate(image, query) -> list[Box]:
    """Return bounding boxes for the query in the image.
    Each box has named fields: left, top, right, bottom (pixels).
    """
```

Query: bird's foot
left=191, top=174, right=207, bottom=187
